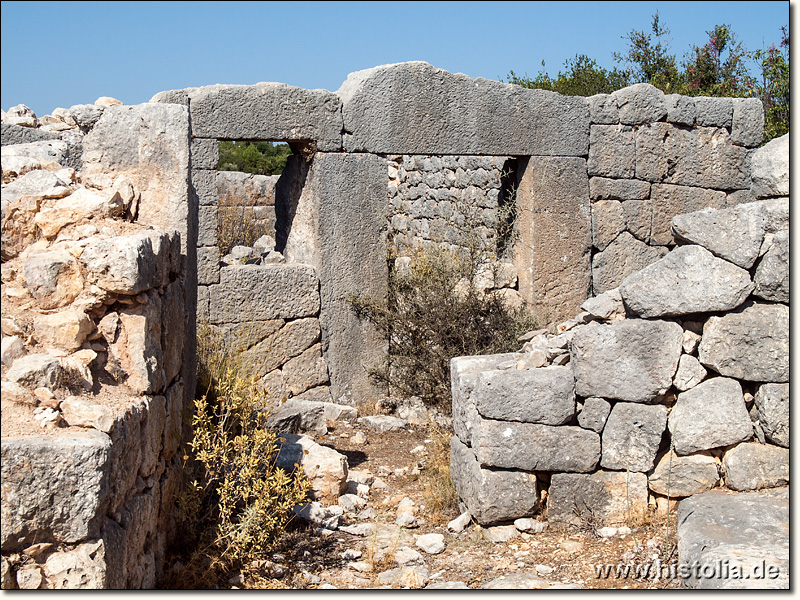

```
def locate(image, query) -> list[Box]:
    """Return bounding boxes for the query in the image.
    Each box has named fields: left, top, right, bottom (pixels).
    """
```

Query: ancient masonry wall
left=449, top=135, right=788, bottom=550
left=1, top=103, right=193, bottom=588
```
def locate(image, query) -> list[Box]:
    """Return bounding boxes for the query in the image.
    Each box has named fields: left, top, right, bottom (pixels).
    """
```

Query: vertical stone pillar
left=514, top=156, right=591, bottom=325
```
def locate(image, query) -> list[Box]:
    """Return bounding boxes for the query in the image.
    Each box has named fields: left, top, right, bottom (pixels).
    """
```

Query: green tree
left=506, top=53, right=629, bottom=96
left=217, top=141, right=292, bottom=175
left=613, top=11, right=681, bottom=91
left=681, top=24, right=754, bottom=97
left=753, top=26, right=789, bottom=141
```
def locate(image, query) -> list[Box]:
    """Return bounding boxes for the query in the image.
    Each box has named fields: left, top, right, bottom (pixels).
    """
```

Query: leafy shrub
left=350, top=246, right=538, bottom=412
left=173, top=322, right=309, bottom=578
left=218, top=141, right=292, bottom=176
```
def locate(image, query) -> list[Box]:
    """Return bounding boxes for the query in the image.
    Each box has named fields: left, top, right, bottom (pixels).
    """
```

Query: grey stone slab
left=648, top=450, right=719, bottom=497
left=338, top=61, right=589, bottom=155
left=1, top=432, right=111, bottom=551
left=600, top=402, right=667, bottom=472
left=267, top=398, right=327, bottom=436
left=450, top=436, right=538, bottom=526
left=699, top=301, right=788, bottom=383
left=671, top=203, right=768, bottom=269
left=753, top=229, right=788, bottom=303
left=472, top=417, right=600, bottom=472
left=750, top=134, right=788, bottom=198
left=589, top=177, right=650, bottom=201
left=619, top=245, right=753, bottom=318
left=754, top=383, right=788, bottom=448
left=664, top=94, right=696, bottom=126
left=611, top=83, right=667, bottom=125
left=471, top=366, right=575, bottom=425
left=191, top=169, right=217, bottom=206
left=515, top=156, right=591, bottom=323
left=592, top=231, right=667, bottom=294
left=577, top=397, right=611, bottom=433
left=1, top=122, right=60, bottom=146
left=668, top=377, right=753, bottom=455
left=197, top=204, right=218, bottom=247
left=197, top=246, right=220, bottom=285
left=672, top=354, right=707, bottom=391
left=571, top=319, right=683, bottom=403
left=731, top=98, right=764, bottom=147
left=693, top=97, right=734, bottom=127
left=208, top=264, right=320, bottom=323
left=723, top=442, right=789, bottom=491
left=588, top=93, right=619, bottom=124
left=592, top=200, right=625, bottom=250
left=649, top=183, right=727, bottom=246
left=188, top=83, right=343, bottom=151
left=677, top=488, right=788, bottom=588
left=190, top=138, right=218, bottom=169
left=588, top=125, right=635, bottom=178
left=548, top=470, right=648, bottom=526
left=622, top=199, right=652, bottom=242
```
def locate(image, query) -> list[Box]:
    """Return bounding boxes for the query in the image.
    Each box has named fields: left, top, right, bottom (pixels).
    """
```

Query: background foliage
left=218, top=141, right=292, bottom=175
left=506, top=13, right=789, bottom=142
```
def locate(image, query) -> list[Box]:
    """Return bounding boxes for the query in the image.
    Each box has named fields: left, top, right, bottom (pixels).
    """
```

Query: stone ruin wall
left=1, top=102, right=193, bottom=587
left=0, top=61, right=786, bottom=588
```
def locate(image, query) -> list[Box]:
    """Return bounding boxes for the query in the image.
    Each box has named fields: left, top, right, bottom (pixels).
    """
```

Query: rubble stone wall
left=449, top=136, right=788, bottom=530
left=1, top=102, right=193, bottom=588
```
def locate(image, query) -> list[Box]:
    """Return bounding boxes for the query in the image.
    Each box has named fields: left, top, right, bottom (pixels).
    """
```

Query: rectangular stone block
left=548, top=470, right=648, bottom=526
left=197, top=246, right=220, bottom=285
left=190, top=138, right=219, bottom=169
left=208, top=264, right=320, bottom=323
left=472, top=417, right=600, bottom=473
left=191, top=169, right=217, bottom=206
left=197, top=205, right=218, bottom=248
left=515, top=156, right=591, bottom=324
left=731, top=98, right=764, bottom=148
left=472, top=366, right=575, bottom=425
left=650, top=183, right=727, bottom=245
left=694, top=97, right=734, bottom=127
left=450, top=435, right=539, bottom=526
left=588, top=125, right=635, bottom=178
left=338, top=62, right=589, bottom=156
left=189, top=83, right=343, bottom=151
left=589, top=177, right=650, bottom=202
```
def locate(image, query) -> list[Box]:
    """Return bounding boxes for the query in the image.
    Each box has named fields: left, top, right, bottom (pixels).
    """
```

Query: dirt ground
left=165, top=417, right=683, bottom=590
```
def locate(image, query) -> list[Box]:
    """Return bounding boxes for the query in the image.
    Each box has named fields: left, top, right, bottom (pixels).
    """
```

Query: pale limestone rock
left=23, top=251, right=84, bottom=309
left=60, top=396, right=115, bottom=433
left=1, top=335, right=24, bottom=366
left=33, top=309, right=93, bottom=355
left=275, top=434, right=348, bottom=504
left=648, top=451, right=719, bottom=497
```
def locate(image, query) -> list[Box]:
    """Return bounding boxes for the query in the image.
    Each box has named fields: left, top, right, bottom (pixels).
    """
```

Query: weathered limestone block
left=107, top=293, right=164, bottom=394
left=672, top=354, right=707, bottom=392
left=282, top=343, right=330, bottom=396
left=577, top=398, right=611, bottom=433
left=619, top=245, right=753, bottom=318
left=34, top=187, right=125, bottom=238
left=160, top=280, right=184, bottom=386
left=750, top=133, right=788, bottom=198
left=591, top=200, right=625, bottom=250
left=753, top=230, right=788, bottom=303
left=699, top=302, right=788, bottom=383
left=622, top=199, right=652, bottom=241
left=471, top=366, right=575, bottom=425
left=196, top=246, right=220, bottom=285
left=600, top=402, right=667, bottom=472
left=754, top=383, right=788, bottom=448
left=571, top=319, right=683, bottom=402
left=1, top=432, right=111, bottom=550
left=81, top=103, right=191, bottom=252
left=189, top=138, right=218, bottom=170
left=41, top=539, right=107, bottom=589
left=80, top=231, right=174, bottom=295
left=217, top=170, right=279, bottom=207
left=589, top=177, right=650, bottom=201
left=1, top=122, right=60, bottom=145
left=472, top=417, right=600, bottom=473
left=677, top=487, right=789, bottom=589
left=2, top=168, right=70, bottom=206
left=587, top=125, right=635, bottom=178
left=191, top=169, right=217, bottom=206
left=138, top=394, right=166, bottom=478
left=188, top=83, right=342, bottom=151
left=671, top=203, right=768, bottom=269
left=664, top=94, right=695, bottom=125
left=1, top=336, right=24, bottom=366
left=668, top=377, right=753, bottom=455
left=5, top=353, right=63, bottom=389
left=591, top=232, right=666, bottom=294
left=267, top=398, right=327, bottom=436
left=33, top=309, right=93, bottom=355
left=611, top=83, right=666, bottom=125
left=450, top=353, right=516, bottom=446
left=580, top=288, right=624, bottom=320
left=588, top=93, right=619, bottom=124
left=636, top=124, right=750, bottom=190
left=208, top=264, right=320, bottom=323
left=60, top=396, right=115, bottom=433
left=730, top=98, right=764, bottom=147
left=515, top=156, right=591, bottom=323
left=196, top=205, right=217, bottom=247
left=450, top=436, right=538, bottom=526
left=548, top=471, right=648, bottom=526
left=648, top=451, right=719, bottom=497
left=162, top=380, right=184, bottom=460
left=693, top=97, right=734, bottom=127
left=338, top=61, right=589, bottom=155
left=23, top=251, right=84, bottom=309
left=649, top=183, right=727, bottom=245
left=240, top=317, right=320, bottom=376
left=297, top=152, right=388, bottom=405
left=723, top=442, right=789, bottom=491
left=275, top=433, right=348, bottom=504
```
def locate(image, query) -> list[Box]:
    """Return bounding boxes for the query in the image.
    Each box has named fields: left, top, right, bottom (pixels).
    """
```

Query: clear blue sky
left=1, top=1, right=790, bottom=117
